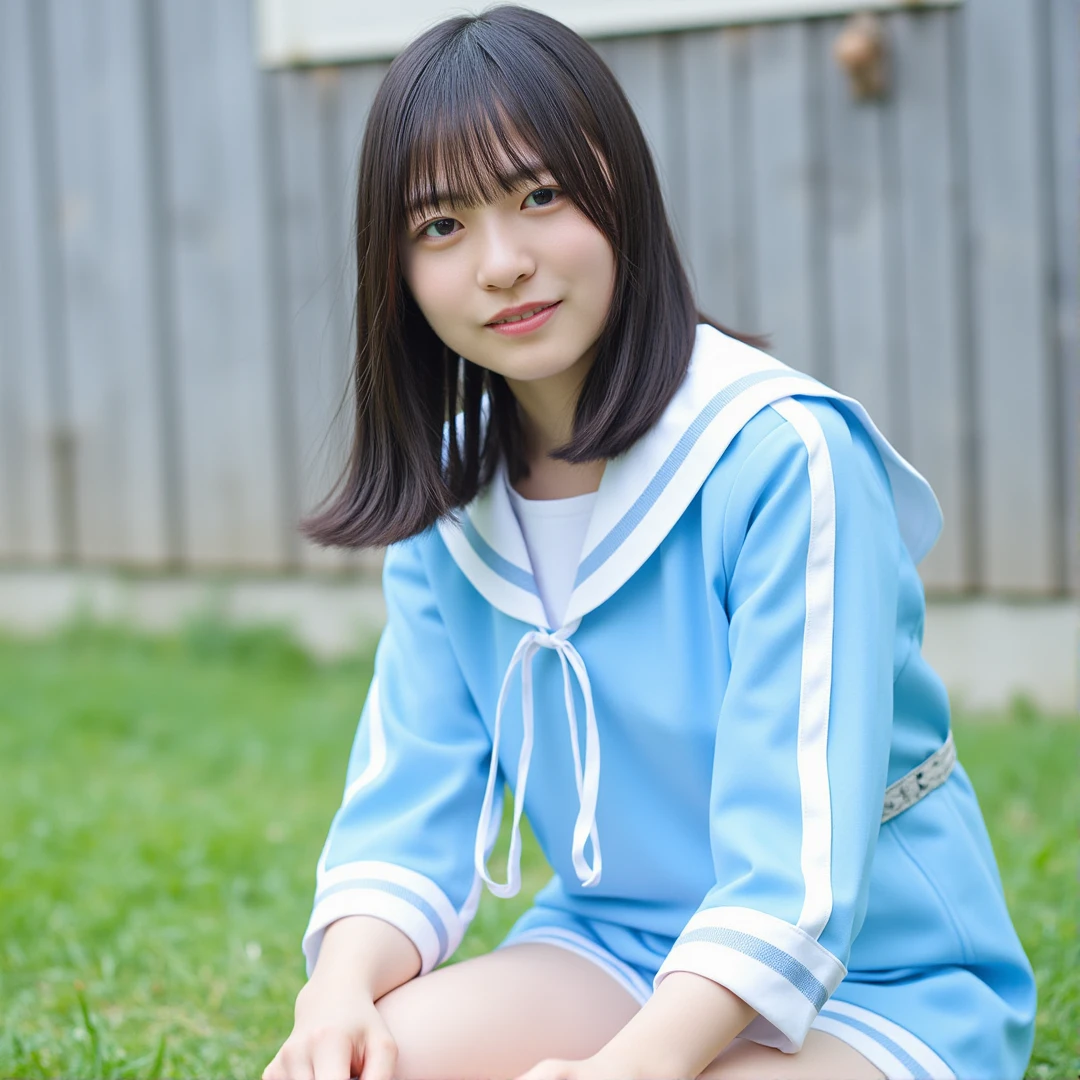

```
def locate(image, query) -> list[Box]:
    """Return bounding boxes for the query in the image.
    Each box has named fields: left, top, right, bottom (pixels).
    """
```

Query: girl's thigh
left=376, top=942, right=639, bottom=1079
left=376, top=943, right=884, bottom=1080
left=704, top=1032, right=885, bottom=1079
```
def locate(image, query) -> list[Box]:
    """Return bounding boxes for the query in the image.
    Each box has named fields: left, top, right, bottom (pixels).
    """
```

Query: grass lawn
left=0, top=620, right=1076, bottom=1079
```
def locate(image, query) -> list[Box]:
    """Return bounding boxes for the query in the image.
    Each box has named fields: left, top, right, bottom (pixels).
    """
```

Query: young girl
left=263, top=7, right=1035, bottom=1079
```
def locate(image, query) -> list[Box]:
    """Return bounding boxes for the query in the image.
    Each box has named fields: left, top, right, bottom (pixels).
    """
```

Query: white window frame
left=257, top=0, right=960, bottom=67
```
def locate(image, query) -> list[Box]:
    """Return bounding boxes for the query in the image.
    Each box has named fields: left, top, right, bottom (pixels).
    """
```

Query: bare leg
left=377, top=944, right=884, bottom=1080
left=377, top=943, right=639, bottom=1079
left=701, top=1031, right=886, bottom=1079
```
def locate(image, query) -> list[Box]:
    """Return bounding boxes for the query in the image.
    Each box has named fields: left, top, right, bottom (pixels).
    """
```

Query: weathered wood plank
left=260, top=65, right=302, bottom=571
left=745, top=18, right=818, bottom=372
left=0, top=0, right=66, bottom=562
left=891, top=7, right=971, bottom=591
left=877, top=14, right=910, bottom=460
left=818, top=15, right=894, bottom=437
left=273, top=66, right=353, bottom=572
left=0, top=0, right=28, bottom=558
left=0, top=124, right=13, bottom=558
left=674, top=28, right=741, bottom=325
left=728, top=25, right=758, bottom=330
left=272, top=67, right=325, bottom=568
left=48, top=0, right=170, bottom=565
left=156, top=0, right=287, bottom=567
left=1048, top=0, right=1078, bottom=595
left=962, top=0, right=1059, bottom=592
left=657, top=33, right=692, bottom=264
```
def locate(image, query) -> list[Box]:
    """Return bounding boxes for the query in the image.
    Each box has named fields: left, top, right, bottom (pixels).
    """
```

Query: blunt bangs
left=395, top=18, right=619, bottom=250
left=301, top=5, right=764, bottom=551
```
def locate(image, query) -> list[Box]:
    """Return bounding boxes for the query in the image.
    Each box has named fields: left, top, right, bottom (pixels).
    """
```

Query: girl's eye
left=523, top=187, right=559, bottom=208
left=416, top=187, right=559, bottom=238
left=421, top=217, right=460, bottom=239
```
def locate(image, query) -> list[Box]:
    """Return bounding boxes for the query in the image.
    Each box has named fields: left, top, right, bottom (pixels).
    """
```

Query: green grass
left=0, top=621, right=1076, bottom=1078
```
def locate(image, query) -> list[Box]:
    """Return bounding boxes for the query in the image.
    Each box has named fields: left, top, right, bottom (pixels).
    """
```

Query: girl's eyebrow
left=405, top=162, right=552, bottom=220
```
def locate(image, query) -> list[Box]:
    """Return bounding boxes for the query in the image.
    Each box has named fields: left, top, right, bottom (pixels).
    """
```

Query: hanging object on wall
left=834, top=12, right=890, bottom=100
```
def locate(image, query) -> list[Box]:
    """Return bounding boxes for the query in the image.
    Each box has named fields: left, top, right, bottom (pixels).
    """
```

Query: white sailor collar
left=438, top=323, right=942, bottom=631
left=442, top=324, right=943, bottom=898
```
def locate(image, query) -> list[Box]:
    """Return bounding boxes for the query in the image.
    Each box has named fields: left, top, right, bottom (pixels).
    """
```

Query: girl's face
left=399, top=151, right=616, bottom=390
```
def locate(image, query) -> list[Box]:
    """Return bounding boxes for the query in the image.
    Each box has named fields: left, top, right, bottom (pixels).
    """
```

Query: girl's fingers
left=263, top=1047, right=314, bottom=1080
left=357, top=1031, right=399, bottom=1080
left=310, top=1034, right=354, bottom=1080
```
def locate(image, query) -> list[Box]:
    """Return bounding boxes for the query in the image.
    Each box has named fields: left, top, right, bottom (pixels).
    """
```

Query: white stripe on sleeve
left=769, top=398, right=836, bottom=940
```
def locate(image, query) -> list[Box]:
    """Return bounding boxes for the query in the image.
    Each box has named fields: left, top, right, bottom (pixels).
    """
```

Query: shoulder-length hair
left=302, top=4, right=763, bottom=550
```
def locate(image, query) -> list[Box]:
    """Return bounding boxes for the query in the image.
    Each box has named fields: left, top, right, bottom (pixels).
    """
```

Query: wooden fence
left=0, top=0, right=1075, bottom=594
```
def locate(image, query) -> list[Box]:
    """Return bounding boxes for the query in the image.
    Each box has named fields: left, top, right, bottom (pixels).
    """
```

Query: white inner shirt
left=506, top=479, right=597, bottom=628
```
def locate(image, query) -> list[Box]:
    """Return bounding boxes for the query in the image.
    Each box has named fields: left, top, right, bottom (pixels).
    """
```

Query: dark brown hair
left=302, top=4, right=763, bottom=550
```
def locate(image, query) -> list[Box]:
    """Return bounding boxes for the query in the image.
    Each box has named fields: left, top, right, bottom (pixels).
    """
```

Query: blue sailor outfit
left=304, top=325, right=1036, bottom=1079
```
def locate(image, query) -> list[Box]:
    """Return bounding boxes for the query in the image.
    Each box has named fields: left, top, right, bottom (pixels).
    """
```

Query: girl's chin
left=448, top=327, right=598, bottom=382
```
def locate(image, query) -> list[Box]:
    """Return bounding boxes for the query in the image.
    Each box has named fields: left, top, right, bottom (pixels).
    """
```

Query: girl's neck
left=506, top=363, right=605, bottom=501
left=512, top=448, right=606, bottom=501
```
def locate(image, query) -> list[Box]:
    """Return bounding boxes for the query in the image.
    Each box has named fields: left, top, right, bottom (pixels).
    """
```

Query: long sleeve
left=654, top=397, right=902, bottom=1052
left=302, top=535, right=493, bottom=977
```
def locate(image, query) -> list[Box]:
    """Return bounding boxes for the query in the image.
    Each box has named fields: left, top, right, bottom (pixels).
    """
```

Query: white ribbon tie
left=473, top=621, right=602, bottom=898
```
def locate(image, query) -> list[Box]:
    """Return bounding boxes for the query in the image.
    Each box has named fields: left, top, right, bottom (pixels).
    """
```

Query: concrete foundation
left=0, top=569, right=1074, bottom=714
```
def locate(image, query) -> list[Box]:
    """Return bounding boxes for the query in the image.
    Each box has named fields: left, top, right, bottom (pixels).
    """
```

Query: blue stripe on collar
left=462, top=513, right=539, bottom=596
left=576, top=368, right=816, bottom=587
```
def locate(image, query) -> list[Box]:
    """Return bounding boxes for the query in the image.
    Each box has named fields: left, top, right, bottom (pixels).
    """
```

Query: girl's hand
left=515, top=1051, right=645, bottom=1080
left=262, top=980, right=398, bottom=1080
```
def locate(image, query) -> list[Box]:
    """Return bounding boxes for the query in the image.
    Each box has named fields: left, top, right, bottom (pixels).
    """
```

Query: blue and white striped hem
left=813, top=1000, right=955, bottom=1079
left=654, top=906, right=846, bottom=1052
left=305, top=861, right=463, bottom=976
left=315, top=877, right=450, bottom=958
left=673, top=926, right=829, bottom=1007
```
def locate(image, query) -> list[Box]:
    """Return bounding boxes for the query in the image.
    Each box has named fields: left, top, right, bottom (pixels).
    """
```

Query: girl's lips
left=485, top=301, right=562, bottom=336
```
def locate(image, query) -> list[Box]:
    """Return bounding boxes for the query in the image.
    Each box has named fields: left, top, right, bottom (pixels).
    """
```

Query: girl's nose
left=475, top=221, right=535, bottom=291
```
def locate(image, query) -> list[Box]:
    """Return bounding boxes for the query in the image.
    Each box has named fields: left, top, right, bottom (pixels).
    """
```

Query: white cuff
left=303, top=860, right=465, bottom=977
left=654, top=906, right=847, bottom=1052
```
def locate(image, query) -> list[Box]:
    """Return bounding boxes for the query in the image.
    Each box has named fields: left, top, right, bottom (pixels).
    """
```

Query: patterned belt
left=880, top=731, right=957, bottom=824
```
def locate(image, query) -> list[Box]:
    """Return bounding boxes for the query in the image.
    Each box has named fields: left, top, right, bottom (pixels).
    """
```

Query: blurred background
left=0, top=0, right=1076, bottom=706
left=0, top=2, right=1077, bottom=1076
